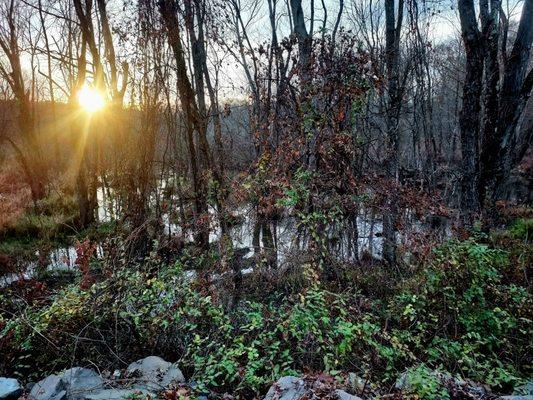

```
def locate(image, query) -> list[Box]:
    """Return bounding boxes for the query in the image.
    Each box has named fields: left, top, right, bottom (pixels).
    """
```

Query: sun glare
left=78, top=84, right=105, bottom=113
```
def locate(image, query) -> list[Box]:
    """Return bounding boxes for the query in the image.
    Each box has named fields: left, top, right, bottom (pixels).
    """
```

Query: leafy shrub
left=1, top=230, right=530, bottom=396
left=390, top=237, right=532, bottom=389
left=508, top=218, right=533, bottom=241
left=0, top=257, right=395, bottom=395
left=402, top=365, right=450, bottom=400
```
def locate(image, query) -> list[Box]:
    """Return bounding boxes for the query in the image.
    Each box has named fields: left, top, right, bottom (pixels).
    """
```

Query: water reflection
left=3, top=184, right=449, bottom=287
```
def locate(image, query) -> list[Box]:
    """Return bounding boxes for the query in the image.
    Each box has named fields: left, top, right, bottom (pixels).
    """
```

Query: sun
left=78, top=84, right=105, bottom=113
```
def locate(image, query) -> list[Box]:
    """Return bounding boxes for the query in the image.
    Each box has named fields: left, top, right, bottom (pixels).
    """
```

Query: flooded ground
left=2, top=185, right=450, bottom=287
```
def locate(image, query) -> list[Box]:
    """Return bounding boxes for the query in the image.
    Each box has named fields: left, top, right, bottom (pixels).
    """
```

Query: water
left=97, top=186, right=118, bottom=222
left=4, top=184, right=449, bottom=287
left=1, top=246, right=104, bottom=288
left=96, top=181, right=388, bottom=263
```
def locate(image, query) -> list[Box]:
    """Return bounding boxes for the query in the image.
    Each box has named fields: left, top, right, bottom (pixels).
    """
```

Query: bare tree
left=0, top=0, right=47, bottom=202
left=159, top=0, right=211, bottom=249
left=458, top=0, right=533, bottom=222
left=382, top=0, right=404, bottom=264
left=490, top=0, right=533, bottom=199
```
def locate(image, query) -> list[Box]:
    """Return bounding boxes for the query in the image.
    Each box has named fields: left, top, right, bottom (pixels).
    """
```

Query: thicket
left=0, top=220, right=531, bottom=398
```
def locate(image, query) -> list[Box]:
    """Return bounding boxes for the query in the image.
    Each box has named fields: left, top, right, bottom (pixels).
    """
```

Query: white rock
left=61, top=368, right=103, bottom=399
left=29, top=367, right=103, bottom=400
left=29, top=375, right=65, bottom=400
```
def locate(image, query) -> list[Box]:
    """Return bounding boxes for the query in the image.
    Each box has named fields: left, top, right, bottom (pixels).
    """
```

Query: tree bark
left=478, top=0, right=501, bottom=204
left=458, top=0, right=484, bottom=224
left=0, top=1, right=46, bottom=202
left=159, top=0, right=209, bottom=249
left=494, top=0, right=533, bottom=191
left=382, top=0, right=403, bottom=265
left=289, top=0, right=311, bottom=71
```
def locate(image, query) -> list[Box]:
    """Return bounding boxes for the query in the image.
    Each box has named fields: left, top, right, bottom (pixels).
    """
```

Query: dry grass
left=0, top=160, right=31, bottom=231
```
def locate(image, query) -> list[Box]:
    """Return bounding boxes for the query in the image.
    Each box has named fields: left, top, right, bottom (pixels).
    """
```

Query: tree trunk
left=382, top=0, right=403, bottom=265
left=0, top=4, right=47, bottom=203
left=478, top=0, right=501, bottom=204
left=458, top=0, right=484, bottom=225
left=289, top=0, right=311, bottom=70
left=493, top=0, right=533, bottom=195
left=159, top=0, right=209, bottom=249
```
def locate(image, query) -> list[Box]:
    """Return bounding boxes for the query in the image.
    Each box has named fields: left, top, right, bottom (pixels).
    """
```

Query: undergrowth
left=0, top=224, right=531, bottom=398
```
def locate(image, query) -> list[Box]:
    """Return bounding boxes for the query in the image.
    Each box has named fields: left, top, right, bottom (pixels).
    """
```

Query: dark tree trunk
left=476, top=0, right=533, bottom=205
left=458, top=0, right=484, bottom=224
left=159, top=0, right=209, bottom=249
left=382, top=0, right=403, bottom=265
left=478, top=0, right=501, bottom=204
left=493, top=0, right=533, bottom=192
left=0, top=4, right=47, bottom=203
left=17, top=100, right=46, bottom=202
left=76, top=153, right=96, bottom=228
left=253, top=215, right=261, bottom=256
left=289, top=0, right=311, bottom=70
left=262, top=220, right=276, bottom=269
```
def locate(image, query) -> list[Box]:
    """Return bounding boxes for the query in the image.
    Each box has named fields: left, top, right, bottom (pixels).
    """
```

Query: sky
left=6, top=0, right=527, bottom=102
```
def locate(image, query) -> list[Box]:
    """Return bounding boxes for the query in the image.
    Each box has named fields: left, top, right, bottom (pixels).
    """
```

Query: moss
left=77, top=220, right=118, bottom=241
left=0, top=193, right=83, bottom=253
left=0, top=236, right=41, bottom=259
left=508, top=218, right=533, bottom=241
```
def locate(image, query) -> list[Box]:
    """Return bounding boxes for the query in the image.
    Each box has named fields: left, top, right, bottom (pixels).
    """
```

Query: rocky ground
left=0, top=356, right=531, bottom=400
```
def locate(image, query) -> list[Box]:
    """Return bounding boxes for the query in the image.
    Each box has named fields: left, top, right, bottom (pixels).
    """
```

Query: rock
left=263, top=376, right=308, bottom=400
left=462, top=381, right=487, bottom=398
left=83, top=389, right=154, bottom=400
left=29, top=368, right=103, bottom=400
left=514, top=383, right=533, bottom=396
left=335, top=389, right=363, bottom=400
left=29, top=374, right=66, bottom=400
left=263, top=377, right=364, bottom=400
left=498, top=397, right=533, bottom=400
left=395, top=369, right=485, bottom=399
left=346, top=373, right=366, bottom=393
left=395, top=369, right=456, bottom=390
left=126, top=356, right=185, bottom=390
left=0, top=378, right=22, bottom=399
left=394, top=372, right=408, bottom=390
left=61, top=368, right=103, bottom=399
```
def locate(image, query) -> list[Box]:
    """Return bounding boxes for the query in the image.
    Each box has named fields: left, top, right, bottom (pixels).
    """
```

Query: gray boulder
left=61, top=368, right=103, bottom=399
left=29, top=375, right=66, bottom=400
left=126, top=356, right=185, bottom=390
left=29, top=368, right=103, bottom=400
left=83, top=389, right=154, bottom=400
left=394, top=371, right=409, bottom=391
left=346, top=373, right=367, bottom=394
left=263, top=376, right=309, bottom=400
left=0, top=378, right=22, bottom=399
left=335, top=389, right=363, bottom=400
left=514, top=383, right=533, bottom=396
left=498, top=397, right=533, bottom=400
left=263, top=376, right=365, bottom=400
left=395, top=369, right=485, bottom=399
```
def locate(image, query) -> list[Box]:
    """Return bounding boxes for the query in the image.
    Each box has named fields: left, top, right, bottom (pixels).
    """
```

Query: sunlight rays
left=78, top=84, right=106, bottom=113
